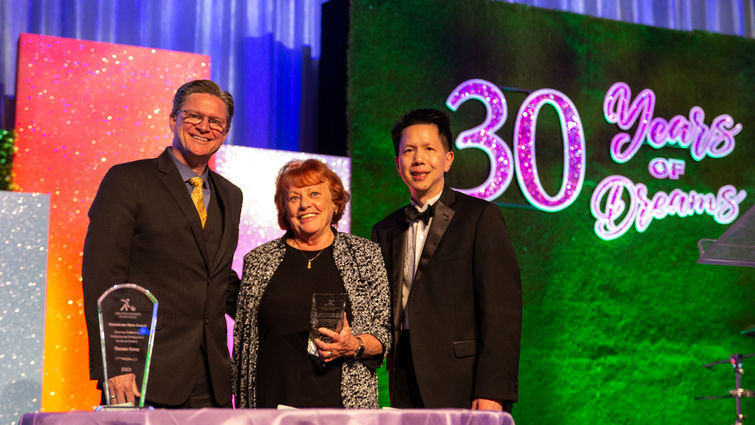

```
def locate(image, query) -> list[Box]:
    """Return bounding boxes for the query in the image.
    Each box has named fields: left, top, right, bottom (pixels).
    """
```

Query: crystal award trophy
left=306, top=293, right=347, bottom=359
left=97, top=283, right=158, bottom=407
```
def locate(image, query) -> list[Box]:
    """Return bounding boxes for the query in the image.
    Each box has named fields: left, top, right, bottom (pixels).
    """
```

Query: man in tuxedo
left=372, top=108, right=522, bottom=411
left=82, top=80, right=243, bottom=408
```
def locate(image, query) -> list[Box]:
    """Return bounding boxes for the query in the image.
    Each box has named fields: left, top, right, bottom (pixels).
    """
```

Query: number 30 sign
left=446, top=79, right=586, bottom=212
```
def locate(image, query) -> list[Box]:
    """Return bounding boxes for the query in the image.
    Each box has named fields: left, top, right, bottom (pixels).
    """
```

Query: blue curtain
left=0, top=0, right=323, bottom=152
left=0, top=0, right=752, bottom=152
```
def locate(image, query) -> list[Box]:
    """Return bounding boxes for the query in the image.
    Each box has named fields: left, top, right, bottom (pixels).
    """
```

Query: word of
left=648, top=157, right=686, bottom=180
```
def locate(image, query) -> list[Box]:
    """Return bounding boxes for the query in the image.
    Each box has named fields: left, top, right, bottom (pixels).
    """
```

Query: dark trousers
left=390, top=330, right=424, bottom=408
left=101, top=348, right=231, bottom=409
left=148, top=348, right=231, bottom=409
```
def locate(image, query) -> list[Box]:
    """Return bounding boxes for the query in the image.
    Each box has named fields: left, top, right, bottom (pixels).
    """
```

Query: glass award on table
left=306, top=293, right=347, bottom=362
left=97, top=283, right=158, bottom=408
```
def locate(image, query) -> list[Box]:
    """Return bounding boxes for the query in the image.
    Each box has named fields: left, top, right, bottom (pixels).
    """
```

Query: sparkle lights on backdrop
left=12, top=33, right=210, bottom=411
left=0, top=192, right=48, bottom=424
left=11, top=33, right=352, bottom=412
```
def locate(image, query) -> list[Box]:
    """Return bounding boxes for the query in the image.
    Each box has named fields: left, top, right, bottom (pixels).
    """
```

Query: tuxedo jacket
left=82, top=148, right=242, bottom=406
left=372, top=186, right=521, bottom=407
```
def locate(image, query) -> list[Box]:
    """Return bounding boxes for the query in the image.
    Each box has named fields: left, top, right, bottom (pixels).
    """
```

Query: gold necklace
left=293, top=239, right=327, bottom=269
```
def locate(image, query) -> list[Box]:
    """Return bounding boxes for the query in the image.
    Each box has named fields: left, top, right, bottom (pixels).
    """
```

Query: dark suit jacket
left=82, top=148, right=242, bottom=406
left=372, top=186, right=521, bottom=407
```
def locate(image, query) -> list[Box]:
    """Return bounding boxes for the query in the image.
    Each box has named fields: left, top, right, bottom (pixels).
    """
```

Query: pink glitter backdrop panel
left=12, top=33, right=210, bottom=411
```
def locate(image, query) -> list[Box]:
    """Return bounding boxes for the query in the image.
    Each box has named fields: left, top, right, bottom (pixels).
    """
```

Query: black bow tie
left=404, top=203, right=435, bottom=224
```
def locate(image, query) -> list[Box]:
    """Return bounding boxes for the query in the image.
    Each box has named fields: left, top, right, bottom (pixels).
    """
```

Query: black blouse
left=255, top=243, right=353, bottom=408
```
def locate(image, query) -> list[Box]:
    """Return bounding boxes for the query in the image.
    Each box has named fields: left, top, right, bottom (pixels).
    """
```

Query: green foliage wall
left=0, top=129, right=15, bottom=190
left=348, top=1, right=755, bottom=423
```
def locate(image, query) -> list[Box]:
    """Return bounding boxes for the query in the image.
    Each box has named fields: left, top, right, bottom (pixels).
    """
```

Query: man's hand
left=471, top=398, right=503, bottom=411
left=107, top=373, right=140, bottom=405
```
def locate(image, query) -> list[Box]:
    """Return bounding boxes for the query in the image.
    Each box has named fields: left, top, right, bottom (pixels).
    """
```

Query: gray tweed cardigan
left=232, top=230, right=392, bottom=408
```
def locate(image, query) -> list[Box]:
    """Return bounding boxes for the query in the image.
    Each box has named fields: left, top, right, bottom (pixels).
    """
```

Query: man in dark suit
left=82, top=80, right=243, bottom=408
left=372, top=108, right=522, bottom=411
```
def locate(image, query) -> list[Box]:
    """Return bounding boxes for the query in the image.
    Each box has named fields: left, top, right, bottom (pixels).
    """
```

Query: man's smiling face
left=169, top=93, right=229, bottom=169
left=395, top=123, right=454, bottom=205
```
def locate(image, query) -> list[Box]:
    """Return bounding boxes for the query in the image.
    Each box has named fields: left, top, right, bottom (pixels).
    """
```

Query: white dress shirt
left=401, top=191, right=442, bottom=329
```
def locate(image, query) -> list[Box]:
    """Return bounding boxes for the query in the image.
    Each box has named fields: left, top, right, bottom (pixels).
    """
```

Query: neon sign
left=603, top=82, right=741, bottom=162
left=591, top=176, right=745, bottom=240
left=648, top=157, right=685, bottom=180
left=446, top=79, right=747, bottom=240
left=513, top=89, right=585, bottom=212
left=446, top=79, right=513, bottom=200
left=446, top=80, right=585, bottom=212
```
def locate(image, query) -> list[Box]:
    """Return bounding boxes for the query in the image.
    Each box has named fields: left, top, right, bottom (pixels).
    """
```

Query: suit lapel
left=412, top=187, right=455, bottom=287
left=207, top=170, right=232, bottom=274
left=390, top=216, right=408, bottom=331
left=157, top=149, right=211, bottom=271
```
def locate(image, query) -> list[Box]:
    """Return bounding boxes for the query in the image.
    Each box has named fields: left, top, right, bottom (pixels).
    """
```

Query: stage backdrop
left=348, top=1, right=754, bottom=424
left=10, top=33, right=353, bottom=413
left=12, top=33, right=211, bottom=411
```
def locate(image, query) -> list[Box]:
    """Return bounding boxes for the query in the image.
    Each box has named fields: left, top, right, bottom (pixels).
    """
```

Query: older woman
left=232, top=159, right=391, bottom=408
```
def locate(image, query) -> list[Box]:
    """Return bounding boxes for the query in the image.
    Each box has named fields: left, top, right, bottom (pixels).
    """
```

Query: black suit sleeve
left=224, top=269, right=241, bottom=319
left=82, top=166, right=139, bottom=381
left=472, top=203, right=522, bottom=402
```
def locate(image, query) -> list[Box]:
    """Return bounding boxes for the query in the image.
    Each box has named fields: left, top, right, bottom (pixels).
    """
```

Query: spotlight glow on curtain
left=0, top=0, right=324, bottom=152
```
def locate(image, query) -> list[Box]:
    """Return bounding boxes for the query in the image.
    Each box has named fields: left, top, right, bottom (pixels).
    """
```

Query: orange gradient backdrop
left=12, top=33, right=209, bottom=411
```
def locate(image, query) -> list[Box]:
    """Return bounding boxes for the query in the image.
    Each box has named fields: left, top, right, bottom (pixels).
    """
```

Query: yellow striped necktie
left=189, top=177, right=207, bottom=228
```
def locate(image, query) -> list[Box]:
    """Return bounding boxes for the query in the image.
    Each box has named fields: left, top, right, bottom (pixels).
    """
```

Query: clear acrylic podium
left=697, top=204, right=755, bottom=267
